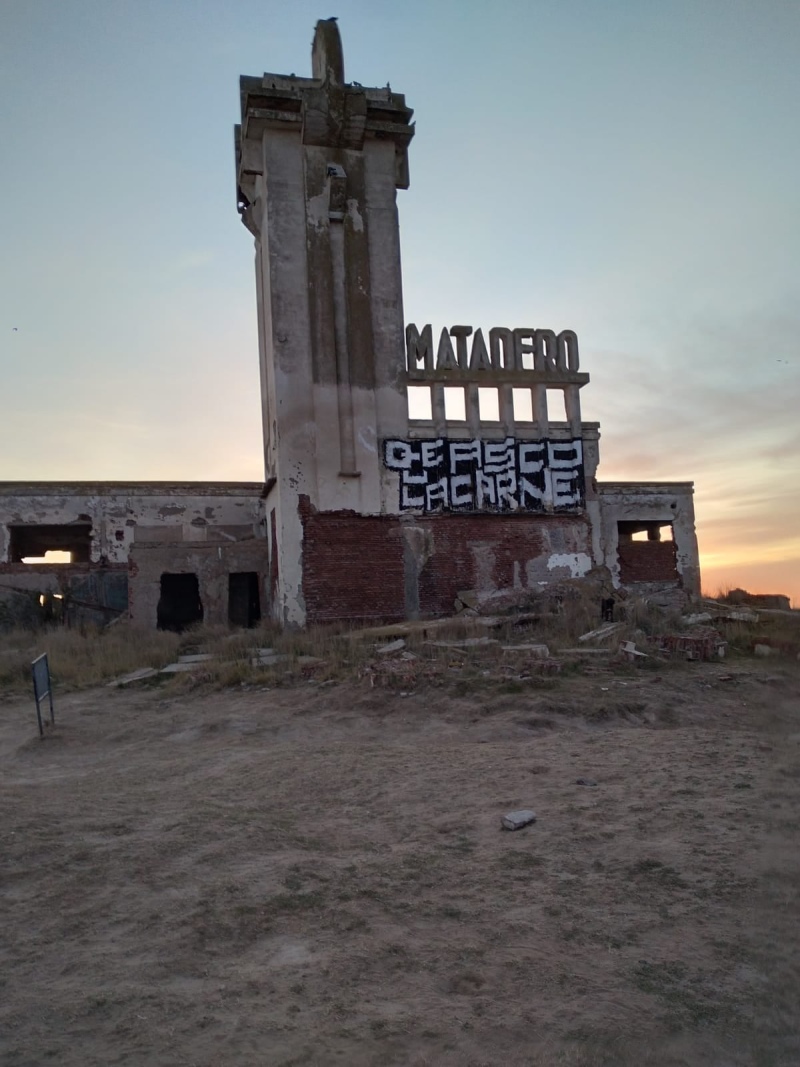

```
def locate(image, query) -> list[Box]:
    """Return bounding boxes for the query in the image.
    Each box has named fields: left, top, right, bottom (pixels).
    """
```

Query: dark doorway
left=157, top=573, right=203, bottom=631
left=228, top=572, right=261, bottom=628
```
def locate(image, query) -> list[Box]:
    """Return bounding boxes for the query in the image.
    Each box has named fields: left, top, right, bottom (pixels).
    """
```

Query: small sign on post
left=31, top=653, right=55, bottom=739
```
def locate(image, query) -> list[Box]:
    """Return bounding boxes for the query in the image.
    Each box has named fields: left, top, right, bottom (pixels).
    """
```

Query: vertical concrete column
left=432, top=384, right=446, bottom=435
left=329, top=218, right=357, bottom=474
left=466, top=383, right=480, bottom=437
left=565, top=385, right=582, bottom=437
left=499, top=384, right=514, bottom=436
left=533, top=384, right=548, bottom=436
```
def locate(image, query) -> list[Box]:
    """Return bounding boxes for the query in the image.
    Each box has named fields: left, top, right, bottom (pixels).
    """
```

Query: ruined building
left=0, top=20, right=700, bottom=630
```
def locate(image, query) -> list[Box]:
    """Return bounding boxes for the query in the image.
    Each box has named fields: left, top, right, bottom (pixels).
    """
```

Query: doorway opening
left=157, top=573, right=203, bottom=631
left=228, top=572, right=261, bottom=628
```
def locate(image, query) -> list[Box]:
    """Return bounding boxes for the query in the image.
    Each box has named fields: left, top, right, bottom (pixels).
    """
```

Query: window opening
left=9, top=523, right=91, bottom=564
left=478, top=387, right=499, bottom=422
left=443, top=386, right=466, bottom=422
left=407, top=385, right=432, bottom=421
left=618, top=521, right=674, bottom=543
left=546, top=389, right=568, bottom=423
left=512, top=388, right=533, bottom=423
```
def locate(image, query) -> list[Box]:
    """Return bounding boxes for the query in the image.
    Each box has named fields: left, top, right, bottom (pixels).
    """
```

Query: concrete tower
left=235, top=18, right=415, bottom=624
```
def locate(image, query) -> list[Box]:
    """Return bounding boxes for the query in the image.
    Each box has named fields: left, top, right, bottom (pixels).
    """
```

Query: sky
left=1, top=0, right=798, bottom=603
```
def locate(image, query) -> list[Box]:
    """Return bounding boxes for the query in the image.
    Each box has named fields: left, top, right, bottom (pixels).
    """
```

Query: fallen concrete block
left=376, top=638, right=406, bottom=655
left=160, top=662, right=205, bottom=674
left=620, top=640, right=647, bottom=660
left=502, top=643, right=549, bottom=658
left=502, top=809, right=537, bottom=831
left=177, top=653, right=214, bottom=664
left=681, top=613, right=713, bottom=626
left=754, top=644, right=776, bottom=658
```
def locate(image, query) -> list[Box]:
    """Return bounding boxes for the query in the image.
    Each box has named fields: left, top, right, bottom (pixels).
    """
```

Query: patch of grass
left=627, top=858, right=688, bottom=890
left=630, top=959, right=726, bottom=1026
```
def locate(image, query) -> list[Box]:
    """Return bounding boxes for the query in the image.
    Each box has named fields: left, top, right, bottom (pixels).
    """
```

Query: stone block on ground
left=376, top=638, right=406, bottom=655
left=501, top=809, right=537, bottom=831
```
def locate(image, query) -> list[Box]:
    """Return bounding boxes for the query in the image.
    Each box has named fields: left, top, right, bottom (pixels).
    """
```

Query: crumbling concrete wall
left=128, top=540, right=268, bottom=629
left=597, top=482, right=700, bottom=597
left=0, top=483, right=267, bottom=627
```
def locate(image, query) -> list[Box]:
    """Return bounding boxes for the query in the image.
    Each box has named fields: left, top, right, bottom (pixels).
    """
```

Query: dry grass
left=0, top=623, right=180, bottom=694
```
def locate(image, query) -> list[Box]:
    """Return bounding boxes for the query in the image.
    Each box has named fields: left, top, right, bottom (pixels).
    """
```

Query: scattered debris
left=657, top=629, right=727, bottom=662
left=501, top=809, right=537, bottom=831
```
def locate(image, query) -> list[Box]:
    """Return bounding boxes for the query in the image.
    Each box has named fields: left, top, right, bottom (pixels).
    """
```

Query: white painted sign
left=406, top=325, right=580, bottom=375
left=383, top=436, right=585, bottom=513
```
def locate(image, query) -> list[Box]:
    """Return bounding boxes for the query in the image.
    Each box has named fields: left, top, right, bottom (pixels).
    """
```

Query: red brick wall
left=617, top=539, right=679, bottom=584
left=299, top=497, right=590, bottom=624
left=299, top=498, right=406, bottom=623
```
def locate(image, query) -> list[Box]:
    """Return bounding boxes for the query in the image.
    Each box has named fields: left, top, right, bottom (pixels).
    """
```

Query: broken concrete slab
left=682, top=613, right=713, bottom=626
left=502, top=643, right=549, bottom=658
left=106, top=666, right=159, bottom=687
left=501, top=809, right=537, bottom=831
left=578, top=622, right=623, bottom=643
left=431, top=636, right=500, bottom=650
left=160, top=662, right=205, bottom=674
left=177, top=653, right=215, bottom=664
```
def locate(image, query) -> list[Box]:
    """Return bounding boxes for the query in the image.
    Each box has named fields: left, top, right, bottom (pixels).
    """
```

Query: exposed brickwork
left=299, top=497, right=405, bottom=624
left=415, top=513, right=589, bottom=617
left=299, top=497, right=590, bottom=624
left=617, top=539, right=679, bottom=584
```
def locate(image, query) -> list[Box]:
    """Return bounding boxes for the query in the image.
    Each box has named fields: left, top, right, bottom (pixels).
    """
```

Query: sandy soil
left=1, top=662, right=799, bottom=1066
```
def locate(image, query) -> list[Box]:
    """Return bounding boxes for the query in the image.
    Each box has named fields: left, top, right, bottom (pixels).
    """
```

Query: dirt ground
left=1, top=661, right=799, bottom=1066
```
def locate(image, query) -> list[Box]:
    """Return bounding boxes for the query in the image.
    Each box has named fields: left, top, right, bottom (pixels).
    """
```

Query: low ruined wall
left=129, top=541, right=268, bottom=628
left=299, top=497, right=592, bottom=623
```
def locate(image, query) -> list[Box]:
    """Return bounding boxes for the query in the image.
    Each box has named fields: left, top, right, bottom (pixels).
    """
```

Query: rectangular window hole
left=619, top=522, right=674, bottom=543
left=512, top=388, right=533, bottom=422
left=444, top=386, right=466, bottom=422
left=546, top=389, right=568, bottom=423
left=478, top=387, right=499, bottom=422
left=9, top=523, right=91, bottom=564
left=407, top=384, right=432, bottom=421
